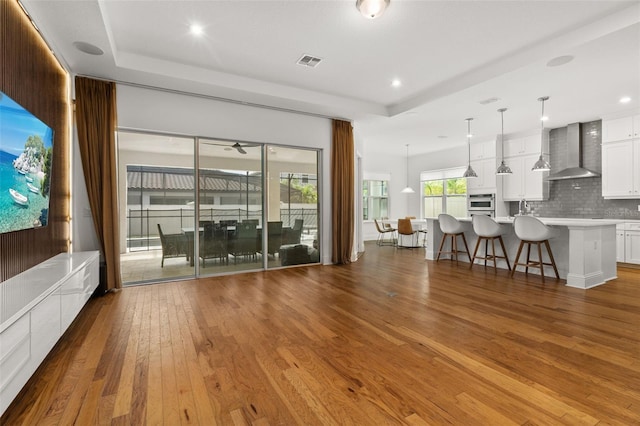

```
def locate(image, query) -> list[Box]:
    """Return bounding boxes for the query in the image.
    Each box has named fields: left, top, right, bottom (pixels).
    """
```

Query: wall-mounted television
left=0, top=90, right=54, bottom=233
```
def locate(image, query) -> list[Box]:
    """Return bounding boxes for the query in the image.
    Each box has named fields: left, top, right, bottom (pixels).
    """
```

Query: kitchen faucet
left=518, top=198, right=528, bottom=216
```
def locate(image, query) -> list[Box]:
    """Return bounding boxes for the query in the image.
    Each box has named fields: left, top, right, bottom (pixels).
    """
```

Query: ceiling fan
left=202, top=141, right=260, bottom=154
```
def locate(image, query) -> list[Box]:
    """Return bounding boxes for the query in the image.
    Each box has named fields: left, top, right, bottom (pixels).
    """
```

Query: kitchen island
left=424, top=216, right=622, bottom=289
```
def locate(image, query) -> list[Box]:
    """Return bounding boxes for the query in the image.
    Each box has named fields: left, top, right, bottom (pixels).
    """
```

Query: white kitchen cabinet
left=501, top=153, right=549, bottom=201
left=467, top=158, right=497, bottom=194
left=469, top=139, right=496, bottom=161
left=602, top=139, right=640, bottom=199
left=602, top=114, right=640, bottom=143
left=625, top=223, right=640, bottom=264
left=616, top=225, right=626, bottom=262
left=503, top=133, right=543, bottom=157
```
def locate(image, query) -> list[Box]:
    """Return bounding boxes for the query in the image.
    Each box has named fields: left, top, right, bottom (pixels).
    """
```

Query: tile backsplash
left=509, top=120, right=640, bottom=219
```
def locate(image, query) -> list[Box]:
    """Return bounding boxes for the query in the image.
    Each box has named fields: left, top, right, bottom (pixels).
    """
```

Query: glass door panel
left=198, top=139, right=263, bottom=274
left=118, top=131, right=196, bottom=284
left=266, top=146, right=320, bottom=268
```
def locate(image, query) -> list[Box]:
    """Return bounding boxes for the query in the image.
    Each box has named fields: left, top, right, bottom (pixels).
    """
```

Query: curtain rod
left=74, top=74, right=350, bottom=122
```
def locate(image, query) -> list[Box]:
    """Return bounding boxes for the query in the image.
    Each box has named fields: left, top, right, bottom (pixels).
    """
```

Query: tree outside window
left=422, top=178, right=467, bottom=218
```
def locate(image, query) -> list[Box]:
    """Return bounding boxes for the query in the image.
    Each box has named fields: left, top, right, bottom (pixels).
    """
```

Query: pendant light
left=532, top=96, right=551, bottom=171
left=356, top=0, right=390, bottom=19
left=462, top=118, right=478, bottom=178
left=401, top=144, right=415, bottom=193
left=496, top=108, right=512, bottom=175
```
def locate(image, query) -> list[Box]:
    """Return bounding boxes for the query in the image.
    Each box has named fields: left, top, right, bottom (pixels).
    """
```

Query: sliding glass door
left=266, top=146, right=320, bottom=269
left=198, top=138, right=263, bottom=274
left=118, top=132, right=196, bottom=283
left=118, top=131, right=321, bottom=285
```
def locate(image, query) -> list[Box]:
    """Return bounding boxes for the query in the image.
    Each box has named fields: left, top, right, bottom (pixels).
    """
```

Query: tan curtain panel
left=331, top=120, right=355, bottom=264
left=75, top=77, right=122, bottom=290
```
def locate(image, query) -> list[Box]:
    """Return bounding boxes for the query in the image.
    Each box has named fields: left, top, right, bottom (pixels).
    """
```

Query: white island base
left=424, top=217, right=619, bottom=289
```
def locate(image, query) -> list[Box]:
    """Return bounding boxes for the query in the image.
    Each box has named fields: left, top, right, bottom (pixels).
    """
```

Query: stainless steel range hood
left=546, top=122, right=600, bottom=181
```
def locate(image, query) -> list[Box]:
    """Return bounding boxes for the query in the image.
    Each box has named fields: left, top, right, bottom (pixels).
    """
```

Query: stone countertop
left=493, top=217, right=624, bottom=227
left=425, top=216, right=626, bottom=227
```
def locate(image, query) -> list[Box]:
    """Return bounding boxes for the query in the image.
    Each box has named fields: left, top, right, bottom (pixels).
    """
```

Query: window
left=422, top=178, right=467, bottom=218
left=363, top=180, right=389, bottom=220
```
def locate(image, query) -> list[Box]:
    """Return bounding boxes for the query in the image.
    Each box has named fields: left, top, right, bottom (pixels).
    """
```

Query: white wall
left=71, top=127, right=101, bottom=253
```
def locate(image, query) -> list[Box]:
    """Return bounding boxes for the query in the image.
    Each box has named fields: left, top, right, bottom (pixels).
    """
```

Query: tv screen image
left=0, top=90, right=54, bottom=233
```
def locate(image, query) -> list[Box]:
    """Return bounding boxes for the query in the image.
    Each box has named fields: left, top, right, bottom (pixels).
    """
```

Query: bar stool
left=470, top=215, right=511, bottom=271
left=511, top=216, right=559, bottom=283
left=436, top=214, right=471, bottom=263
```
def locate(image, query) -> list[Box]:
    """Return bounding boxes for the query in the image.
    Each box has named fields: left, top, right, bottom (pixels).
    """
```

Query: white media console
left=0, top=251, right=100, bottom=416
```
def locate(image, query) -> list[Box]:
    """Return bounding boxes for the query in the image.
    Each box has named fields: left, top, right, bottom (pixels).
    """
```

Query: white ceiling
left=21, top=0, right=640, bottom=155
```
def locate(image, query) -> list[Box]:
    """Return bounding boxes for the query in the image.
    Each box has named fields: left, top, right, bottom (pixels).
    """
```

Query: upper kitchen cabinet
left=500, top=130, right=549, bottom=201
left=468, top=139, right=497, bottom=194
left=503, top=134, right=542, bottom=157
left=468, top=158, right=498, bottom=194
left=602, top=139, right=640, bottom=199
left=602, top=113, right=640, bottom=199
left=501, top=153, right=549, bottom=201
left=469, top=139, right=496, bottom=161
left=602, top=114, right=640, bottom=143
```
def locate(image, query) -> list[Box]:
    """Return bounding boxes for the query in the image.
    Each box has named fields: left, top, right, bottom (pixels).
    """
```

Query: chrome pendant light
left=496, top=108, right=512, bottom=175
left=462, top=118, right=478, bottom=178
left=532, top=96, right=551, bottom=172
left=401, top=144, right=415, bottom=193
left=356, top=0, right=390, bottom=19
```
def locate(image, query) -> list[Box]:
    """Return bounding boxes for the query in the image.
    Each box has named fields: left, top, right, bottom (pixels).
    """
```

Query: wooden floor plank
left=2, top=243, right=639, bottom=424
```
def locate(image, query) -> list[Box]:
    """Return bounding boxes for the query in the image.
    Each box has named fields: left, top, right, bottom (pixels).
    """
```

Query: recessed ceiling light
left=391, top=79, right=401, bottom=88
left=620, top=96, right=632, bottom=104
left=73, top=41, right=103, bottom=56
left=541, top=116, right=549, bottom=121
left=546, top=55, right=574, bottom=67
left=190, top=24, right=204, bottom=36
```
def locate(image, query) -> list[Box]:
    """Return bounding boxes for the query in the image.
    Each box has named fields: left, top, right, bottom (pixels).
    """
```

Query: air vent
left=297, top=54, right=322, bottom=68
left=478, top=97, right=500, bottom=105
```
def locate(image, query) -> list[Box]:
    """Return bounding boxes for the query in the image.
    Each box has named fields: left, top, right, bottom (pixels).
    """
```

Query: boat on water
left=27, top=183, right=40, bottom=194
left=9, top=188, right=28, bottom=206
left=17, top=169, right=27, bottom=175
left=25, top=176, right=34, bottom=183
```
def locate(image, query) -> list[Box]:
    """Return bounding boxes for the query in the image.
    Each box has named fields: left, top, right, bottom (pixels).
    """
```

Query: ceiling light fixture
left=190, top=24, right=204, bottom=36
left=391, top=79, right=401, bottom=88
left=532, top=96, right=551, bottom=172
left=496, top=108, right=512, bottom=175
left=462, top=118, right=478, bottom=179
left=401, top=144, right=415, bottom=193
left=356, top=0, right=390, bottom=19
left=620, top=96, right=631, bottom=104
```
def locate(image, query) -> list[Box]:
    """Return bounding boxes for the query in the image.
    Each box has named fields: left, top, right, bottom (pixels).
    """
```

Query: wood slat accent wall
left=0, top=0, right=70, bottom=282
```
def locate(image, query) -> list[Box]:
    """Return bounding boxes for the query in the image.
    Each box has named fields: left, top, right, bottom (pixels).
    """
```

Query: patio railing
left=127, top=207, right=318, bottom=251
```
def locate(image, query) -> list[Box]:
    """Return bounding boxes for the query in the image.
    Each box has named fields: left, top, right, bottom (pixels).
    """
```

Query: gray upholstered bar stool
left=511, top=216, right=560, bottom=283
left=470, top=215, right=511, bottom=271
left=436, top=213, right=471, bottom=263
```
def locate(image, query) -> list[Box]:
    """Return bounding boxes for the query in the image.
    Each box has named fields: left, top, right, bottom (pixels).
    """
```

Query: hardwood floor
left=3, top=242, right=639, bottom=425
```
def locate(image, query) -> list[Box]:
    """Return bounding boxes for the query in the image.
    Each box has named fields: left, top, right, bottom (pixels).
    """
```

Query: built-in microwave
left=468, top=193, right=495, bottom=211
